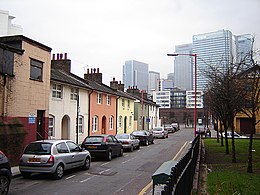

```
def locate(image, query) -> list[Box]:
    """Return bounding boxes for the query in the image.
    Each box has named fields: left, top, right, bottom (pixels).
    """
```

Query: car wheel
left=21, top=171, right=31, bottom=179
left=136, top=144, right=140, bottom=149
left=145, top=140, right=149, bottom=146
left=53, top=163, right=64, bottom=179
left=0, top=175, right=10, bottom=195
left=106, top=150, right=112, bottom=161
left=119, top=148, right=123, bottom=156
left=130, top=145, right=134, bottom=152
left=82, top=157, right=90, bottom=170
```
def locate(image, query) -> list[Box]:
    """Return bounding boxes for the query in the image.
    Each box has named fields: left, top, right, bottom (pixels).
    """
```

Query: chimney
left=51, top=53, right=71, bottom=73
left=118, top=81, right=124, bottom=91
left=110, top=77, right=119, bottom=90
left=84, top=67, right=103, bottom=84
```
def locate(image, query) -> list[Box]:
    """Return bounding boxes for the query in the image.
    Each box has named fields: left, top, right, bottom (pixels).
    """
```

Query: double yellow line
left=138, top=141, right=189, bottom=195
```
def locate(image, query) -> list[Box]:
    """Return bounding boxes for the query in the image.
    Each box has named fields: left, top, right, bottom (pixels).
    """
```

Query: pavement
left=11, top=166, right=21, bottom=178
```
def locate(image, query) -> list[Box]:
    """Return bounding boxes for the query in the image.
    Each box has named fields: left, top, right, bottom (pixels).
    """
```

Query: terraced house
left=0, top=35, right=51, bottom=147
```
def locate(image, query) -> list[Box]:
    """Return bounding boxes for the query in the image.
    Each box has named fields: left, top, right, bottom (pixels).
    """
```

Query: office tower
left=123, top=60, right=148, bottom=91
left=148, top=71, right=160, bottom=95
left=160, top=79, right=174, bottom=91
left=167, top=73, right=174, bottom=81
left=174, top=43, right=193, bottom=90
left=192, top=29, right=237, bottom=91
left=0, top=10, right=23, bottom=36
left=236, top=34, right=253, bottom=65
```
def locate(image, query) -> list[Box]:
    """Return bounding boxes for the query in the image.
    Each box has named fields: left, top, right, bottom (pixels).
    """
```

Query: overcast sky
left=1, top=0, right=260, bottom=85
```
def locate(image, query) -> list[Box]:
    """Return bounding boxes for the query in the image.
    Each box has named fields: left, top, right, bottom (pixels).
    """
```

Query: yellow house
left=110, top=78, right=135, bottom=134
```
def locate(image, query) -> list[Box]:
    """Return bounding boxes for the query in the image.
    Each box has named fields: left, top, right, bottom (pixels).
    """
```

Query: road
left=9, top=127, right=194, bottom=195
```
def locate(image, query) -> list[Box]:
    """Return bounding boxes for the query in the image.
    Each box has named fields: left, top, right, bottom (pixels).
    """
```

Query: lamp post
left=167, top=53, right=197, bottom=137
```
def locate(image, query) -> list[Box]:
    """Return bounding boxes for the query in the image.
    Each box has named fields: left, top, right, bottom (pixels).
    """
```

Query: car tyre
left=53, top=163, right=64, bottom=180
left=21, top=171, right=31, bottom=179
left=136, top=144, right=140, bottom=150
left=0, top=175, right=10, bottom=195
left=106, top=150, right=112, bottom=161
left=130, top=145, right=134, bottom=152
left=82, top=157, right=90, bottom=170
left=145, top=140, right=149, bottom=146
left=119, top=148, right=123, bottom=156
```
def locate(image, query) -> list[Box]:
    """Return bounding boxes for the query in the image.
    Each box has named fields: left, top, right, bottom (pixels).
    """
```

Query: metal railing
left=160, top=135, right=200, bottom=195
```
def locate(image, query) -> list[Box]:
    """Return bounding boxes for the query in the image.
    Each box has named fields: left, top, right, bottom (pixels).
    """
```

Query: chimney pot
left=52, top=54, right=55, bottom=60
left=57, top=53, right=60, bottom=60
left=87, top=68, right=89, bottom=74
left=65, top=53, right=67, bottom=59
left=97, top=68, right=99, bottom=73
left=60, top=53, right=63, bottom=60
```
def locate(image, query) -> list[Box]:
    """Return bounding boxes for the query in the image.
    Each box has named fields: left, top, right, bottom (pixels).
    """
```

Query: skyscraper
left=148, top=71, right=160, bottom=95
left=174, top=43, right=193, bottom=90
left=236, top=34, right=253, bottom=65
left=123, top=60, right=148, bottom=91
left=192, top=29, right=237, bottom=90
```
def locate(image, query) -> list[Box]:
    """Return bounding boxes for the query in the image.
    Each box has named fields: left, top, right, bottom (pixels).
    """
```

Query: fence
left=153, top=135, right=201, bottom=195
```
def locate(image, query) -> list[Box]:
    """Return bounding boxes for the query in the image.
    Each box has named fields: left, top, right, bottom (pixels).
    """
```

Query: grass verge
left=204, top=138, right=260, bottom=195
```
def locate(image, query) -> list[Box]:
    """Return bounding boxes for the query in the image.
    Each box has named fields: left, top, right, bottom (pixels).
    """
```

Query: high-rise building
left=173, top=43, right=193, bottom=90
left=148, top=71, right=160, bottom=95
left=192, top=29, right=237, bottom=90
left=123, top=60, right=148, bottom=91
left=0, top=10, right=23, bottom=36
left=236, top=34, right=253, bottom=65
left=167, top=73, right=174, bottom=81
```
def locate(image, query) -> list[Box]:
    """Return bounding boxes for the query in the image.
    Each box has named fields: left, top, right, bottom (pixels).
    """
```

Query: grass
left=203, top=138, right=260, bottom=195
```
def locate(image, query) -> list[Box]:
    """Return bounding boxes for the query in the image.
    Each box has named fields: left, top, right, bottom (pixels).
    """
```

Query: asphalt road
left=9, top=127, right=195, bottom=195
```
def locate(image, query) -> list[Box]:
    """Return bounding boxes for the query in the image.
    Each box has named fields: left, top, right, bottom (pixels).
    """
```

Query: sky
left=1, top=0, right=260, bottom=85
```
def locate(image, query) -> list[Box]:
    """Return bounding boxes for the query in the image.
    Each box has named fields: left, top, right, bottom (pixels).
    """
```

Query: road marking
left=99, top=168, right=111, bottom=174
left=65, top=175, right=76, bottom=180
left=101, top=162, right=110, bottom=166
left=138, top=141, right=189, bottom=195
left=80, top=175, right=97, bottom=183
left=122, top=157, right=137, bottom=164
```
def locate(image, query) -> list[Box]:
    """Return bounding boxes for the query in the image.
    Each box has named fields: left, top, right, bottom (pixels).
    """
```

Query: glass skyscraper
left=192, top=29, right=237, bottom=91
left=123, top=60, right=148, bottom=91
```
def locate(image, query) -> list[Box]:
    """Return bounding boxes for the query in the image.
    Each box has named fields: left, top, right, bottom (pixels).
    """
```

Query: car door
left=66, top=141, right=85, bottom=168
left=110, top=136, right=121, bottom=156
left=55, top=142, right=72, bottom=170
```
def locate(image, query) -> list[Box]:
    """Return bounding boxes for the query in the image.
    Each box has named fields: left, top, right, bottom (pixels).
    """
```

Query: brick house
left=0, top=35, right=52, bottom=147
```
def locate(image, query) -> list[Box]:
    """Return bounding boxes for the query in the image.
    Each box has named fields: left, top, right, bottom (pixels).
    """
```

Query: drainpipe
left=116, top=96, right=120, bottom=134
left=88, top=90, right=93, bottom=136
left=2, top=74, right=7, bottom=117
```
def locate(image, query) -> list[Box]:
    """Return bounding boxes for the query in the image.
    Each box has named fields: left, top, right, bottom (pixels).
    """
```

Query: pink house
left=84, top=68, right=118, bottom=135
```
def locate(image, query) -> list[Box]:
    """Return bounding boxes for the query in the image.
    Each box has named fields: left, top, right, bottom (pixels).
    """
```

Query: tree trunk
left=231, top=118, right=236, bottom=163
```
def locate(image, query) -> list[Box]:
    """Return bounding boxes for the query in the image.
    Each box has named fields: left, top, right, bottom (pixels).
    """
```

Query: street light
left=167, top=53, right=197, bottom=137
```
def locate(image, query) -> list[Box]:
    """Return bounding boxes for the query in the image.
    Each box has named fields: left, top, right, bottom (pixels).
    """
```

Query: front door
left=102, top=116, right=106, bottom=134
left=36, top=110, right=45, bottom=140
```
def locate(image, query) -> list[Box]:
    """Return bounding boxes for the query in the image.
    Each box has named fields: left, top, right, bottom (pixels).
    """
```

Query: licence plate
left=88, top=146, right=97, bottom=149
left=28, top=158, right=41, bottom=162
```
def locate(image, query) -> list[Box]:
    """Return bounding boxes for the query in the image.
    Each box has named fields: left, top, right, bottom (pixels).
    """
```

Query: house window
left=30, top=58, right=43, bottom=81
left=52, top=83, right=62, bottom=99
left=48, top=115, right=55, bottom=137
left=129, top=116, right=132, bottom=127
left=119, top=116, right=122, bottom=128
left=92, top=116, right=98, bottom=132
left=109, top=116, right=114, bottom=130
left=97, top=93, right=102, bottom=104
left=78, top=116, right=84, bottom=134
left=106, top=95, right=111, bottom=105
left=127, top=100, right=130, bottom=108
left=122, top=98, right=125, bottom=107
left=71, top=88, right=78, bottom=100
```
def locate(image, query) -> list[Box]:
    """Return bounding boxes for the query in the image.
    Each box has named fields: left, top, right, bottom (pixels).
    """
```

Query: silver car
left=19, top=140, right=91, bottom=179
left=152, top=127, right=168, bottom=139
left=115, top=134, right=140, bottom=152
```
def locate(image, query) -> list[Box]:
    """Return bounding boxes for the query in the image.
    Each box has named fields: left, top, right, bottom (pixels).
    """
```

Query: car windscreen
left=153, top=128, right=162, bottom=131
left=132, top=131, right=145, bottom=135
left=24, top=143, right=52, bottom=155
left=116, top=134, right=129, bottom=139
left=84, top=137, right=104, bottom=143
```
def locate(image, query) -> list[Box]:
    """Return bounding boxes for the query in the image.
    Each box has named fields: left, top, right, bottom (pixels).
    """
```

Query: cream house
left=49, top=53, right=92, bottom=143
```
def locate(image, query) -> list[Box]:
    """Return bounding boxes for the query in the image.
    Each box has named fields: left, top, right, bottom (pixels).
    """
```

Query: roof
left=85, top=78, right=118, bottom=96
left=0, top=35, right=52, bottom=52
left=0, top=42, right=24, bottom=55
left=51, top=69, right=93, bottom=90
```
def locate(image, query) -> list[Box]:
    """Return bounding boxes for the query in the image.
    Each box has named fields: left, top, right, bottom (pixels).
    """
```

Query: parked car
left=164, top=124, right=175, bottom=133
left=115, top=133, right=140, bottom=152
left=19, top=140, right=91, bottom=179
left=81, top=135, right=123, bottom=161
left=171, top=122, right=180, bottom=131
left=0, top=150, right=12, bottom=195
left=220, top=131, right=249, bottom=138
left=196, top=125, right=205, bottom=135
left=131, top=130, right=154, bottom=146
left=152, top=127, right=168, bottom=139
